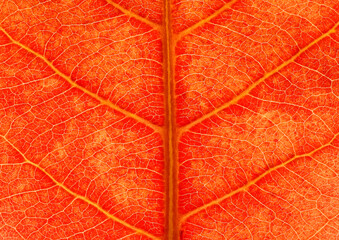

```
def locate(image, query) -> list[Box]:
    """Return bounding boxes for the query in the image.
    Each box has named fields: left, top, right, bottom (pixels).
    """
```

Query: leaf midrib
left=163, top=0, right=179, bottom=239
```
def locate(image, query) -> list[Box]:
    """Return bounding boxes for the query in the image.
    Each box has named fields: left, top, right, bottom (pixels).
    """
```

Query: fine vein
left=105, top=0, right=161, bottom=30
left=0, top=26, right=162, bottom=133
left=307, top=214, right=339, bottom=239
left=175, top=0, right=238, bottom=40
left=0, top=135, right=160, bottom=240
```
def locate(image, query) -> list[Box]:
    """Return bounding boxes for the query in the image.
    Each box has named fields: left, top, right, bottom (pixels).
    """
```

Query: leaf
left=0, top=0, right=338, bottom=239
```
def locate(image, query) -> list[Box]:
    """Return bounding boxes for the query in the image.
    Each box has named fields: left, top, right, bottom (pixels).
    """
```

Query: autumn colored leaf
left=0, top=0, right=338, bottom=239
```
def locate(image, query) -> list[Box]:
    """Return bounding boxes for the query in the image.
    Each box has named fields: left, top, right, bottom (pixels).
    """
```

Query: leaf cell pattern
left=0, top=0, right=338, bottom=239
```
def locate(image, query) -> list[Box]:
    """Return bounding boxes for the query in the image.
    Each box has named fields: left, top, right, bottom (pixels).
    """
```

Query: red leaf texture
left=0, top=0, right=338, bottom=239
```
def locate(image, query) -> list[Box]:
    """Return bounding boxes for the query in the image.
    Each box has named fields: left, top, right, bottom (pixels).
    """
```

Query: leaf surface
left=0, top=0, right=338, bottom=239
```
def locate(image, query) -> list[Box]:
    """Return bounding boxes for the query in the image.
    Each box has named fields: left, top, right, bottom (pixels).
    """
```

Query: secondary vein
left=178, top=20, right=339, bottom=135
left=0, top=26, right=162, bottom=133
left=0, top=135, right=160, bottom=240
left=181, top=132, right=339, bottom=223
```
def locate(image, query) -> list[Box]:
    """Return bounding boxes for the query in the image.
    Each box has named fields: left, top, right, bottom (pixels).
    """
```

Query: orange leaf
left=0, top=0, right=338, bottom=239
